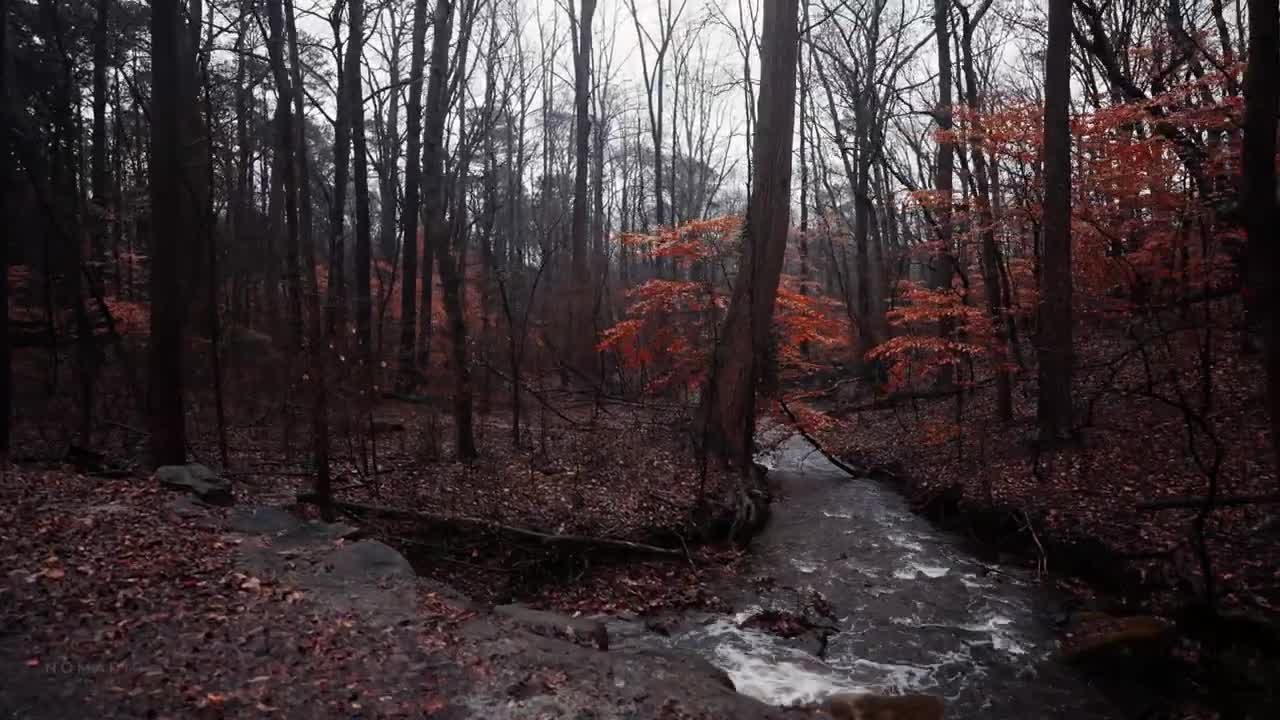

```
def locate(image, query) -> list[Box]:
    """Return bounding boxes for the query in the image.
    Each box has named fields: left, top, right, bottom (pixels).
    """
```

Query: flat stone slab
left=275, top=520, right=361, bottom=546
left=495, top=604, right=608, bottom=649
left=228, top=506, right=303, bottom=535
left=155, top=464, right=234, bottom=506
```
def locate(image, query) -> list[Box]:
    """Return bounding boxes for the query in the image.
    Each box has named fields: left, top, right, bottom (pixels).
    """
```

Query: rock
left=229, top=506, right=303, bottom=535
left=455, top=621, right=780, bottom=719
left=155, top=464, right=234, bottom=506
left=327, top=540, right=416, bottom=582
left=167, top=495, right=212, bottom=520
left=276, top=520, right=361, bottom=546
left=495, top=604, right=609, bottom=650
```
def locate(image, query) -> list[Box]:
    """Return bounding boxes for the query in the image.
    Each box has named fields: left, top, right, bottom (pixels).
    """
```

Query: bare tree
left=624, top=0, right=690, bottom=237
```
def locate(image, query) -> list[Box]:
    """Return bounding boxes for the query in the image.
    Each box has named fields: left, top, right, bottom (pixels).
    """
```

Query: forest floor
left=0, top=465, right=790, bottom=720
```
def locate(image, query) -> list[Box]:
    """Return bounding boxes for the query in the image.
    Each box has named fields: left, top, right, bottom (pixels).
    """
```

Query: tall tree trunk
left=327, top=17, right=351, bottom=336
left=287, top=0, right=312, bottom=280
left=698, top=0, right=800, bottom=469
left=1243, top=0, right=1280, bottom=476
left=1038, top=0, right=1073, bottom=443
left=398, top=0, right=428, bottom=386
left=266, top=0, right=302, bottom=351
left=569, top=0, right=596, bottom=376
left=0, top=0, right=10, bottom=454
left=378, top=17, right=402, bottom=262
left=148, top=0, right=188, bottom=465
left=349, top=0, right=372, bottom=351
left=932, top=0, right=956, bottom=387
left=91, top=0, right=110, bottom=274
left=853, top=91, right=878, bottom=366
left=421, top=0, right=476, bottom=459
left=282, top=0, right=329, bottom=511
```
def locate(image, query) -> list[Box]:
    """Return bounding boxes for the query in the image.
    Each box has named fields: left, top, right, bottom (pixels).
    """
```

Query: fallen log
left=1136, top=494, right=1280, bottom=511
left=296, top=493, right=682, bottom=557
left=777, top=399, right=894, bottom=479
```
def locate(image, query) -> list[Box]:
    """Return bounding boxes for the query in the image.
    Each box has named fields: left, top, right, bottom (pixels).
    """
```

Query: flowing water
left=656, top=434, right=1119, bottom=718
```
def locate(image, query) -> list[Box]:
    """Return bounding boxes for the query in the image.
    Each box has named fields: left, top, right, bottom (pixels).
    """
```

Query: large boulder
left=327, top=539, right=417, bottom=582
left=155, top=464, right=233, bottom=506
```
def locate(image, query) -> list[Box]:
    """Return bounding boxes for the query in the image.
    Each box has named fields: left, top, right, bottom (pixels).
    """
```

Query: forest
left=1, top=0, right=1278, bottom=717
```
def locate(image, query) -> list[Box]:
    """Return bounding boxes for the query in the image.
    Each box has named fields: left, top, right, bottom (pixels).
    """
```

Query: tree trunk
left=1243, top=0, right=1279, bottom=476
left=569, top=0, right=596, bottom=377
left=0, top=0, right=10, bottom=454
left=399, top=0, right=428, bottom=386
left=1038, top=0, right=1073, bottom=443
left=91, top=0, right=110, bottom=274
left=421, top=0, right=476, bottom=459
left=327, top=21, right=351, bottom=336
left=349, top=0, right=372, bottom=352
left=931, top=0, right=957, bottom=389
left=266, top=0, right=302, bottom=351
left=148, top=0, right=188, bottom=465
left=378, top=15, right=402, bottom=262
left=698, top=0, right=800, bottom=468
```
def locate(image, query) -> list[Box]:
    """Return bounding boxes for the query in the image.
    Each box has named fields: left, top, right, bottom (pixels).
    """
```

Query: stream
left=652, top=434, right=1120, bottom=718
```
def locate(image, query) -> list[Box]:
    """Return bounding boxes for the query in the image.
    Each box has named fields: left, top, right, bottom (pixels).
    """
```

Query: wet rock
left=495, top=604, right=608, bottom=650
left=228, top=506, right=302, bottom=535
left=155, top=464, right=233, bottom=506
left=456, top=620, right=782, bottom=719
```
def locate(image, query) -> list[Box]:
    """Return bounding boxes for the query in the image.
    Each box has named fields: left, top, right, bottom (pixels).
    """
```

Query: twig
left=1020, top=509, right=1048, bottom=578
